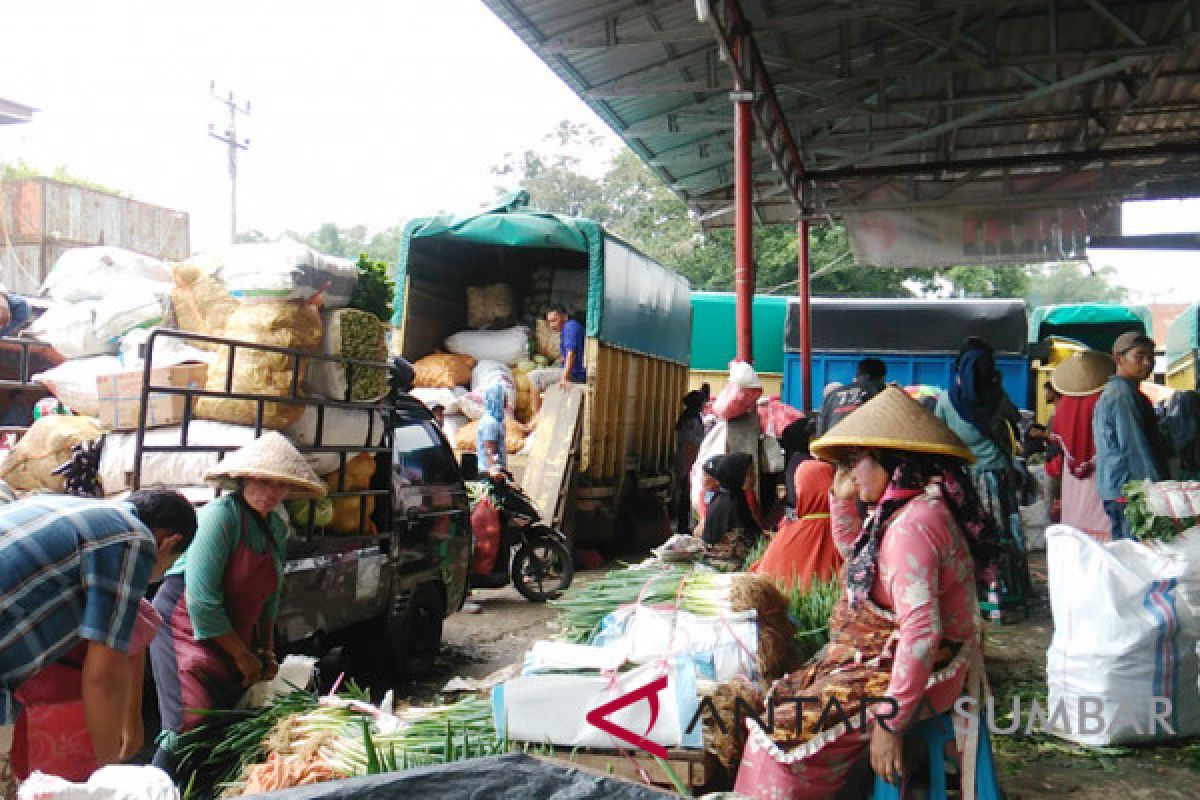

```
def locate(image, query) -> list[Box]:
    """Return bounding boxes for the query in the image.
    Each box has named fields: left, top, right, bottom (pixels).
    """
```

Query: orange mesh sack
left=170, top=263, right=238, bottom=348
left=413, top=352, right=476, bottom=389
left=453, top=418, right=526, bottom=454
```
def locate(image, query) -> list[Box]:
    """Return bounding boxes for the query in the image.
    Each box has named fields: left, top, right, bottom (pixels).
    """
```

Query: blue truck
left=782, top=298, right=1031, bottom=410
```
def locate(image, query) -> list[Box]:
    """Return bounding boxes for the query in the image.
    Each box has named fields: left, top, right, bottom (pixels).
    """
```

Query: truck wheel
left=386, top=582, right=445, bottom=679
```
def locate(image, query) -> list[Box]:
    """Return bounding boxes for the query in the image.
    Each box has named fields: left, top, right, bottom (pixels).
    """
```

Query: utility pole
left=208, top=82, right=250, bottom=244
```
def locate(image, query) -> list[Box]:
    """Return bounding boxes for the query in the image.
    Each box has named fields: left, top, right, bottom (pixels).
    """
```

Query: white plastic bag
left=444, top=326, right=529, bottom=366
left=470, top=360, right=516, bottom=396
left=93, top=280, right=168, bottom=343
left=40, top=247, right=171, bottom=303
left=522, top=640, right=628, bottom=674
left=284, top=405, right=385, bottom=475
left=410, top=387, right=462, bottom=416
left=18, top=765, right=178, bottom=800
left=691, top=420, right=728, bottom=514
left=1046, top=525, right=1200, bottom=745
left=99, top=421, right=260, bottom=495
left=237, top=654, right=317, bottom=709
left=593, top=605, right=760, bottom=682
left=494, top=658, right=702, bottom=750
left=216, top=239, right=358, bottom=308
left=30, top=302, right=115, bottom=358
left=33, top=356, right=124, bottom=416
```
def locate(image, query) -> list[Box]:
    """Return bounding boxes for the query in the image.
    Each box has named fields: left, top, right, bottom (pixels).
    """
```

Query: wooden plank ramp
left=520, top=384, right=585, bottom=529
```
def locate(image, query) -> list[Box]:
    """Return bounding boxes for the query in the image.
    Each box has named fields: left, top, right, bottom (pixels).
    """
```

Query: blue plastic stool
left=871, top=711, right=1002, bottom=799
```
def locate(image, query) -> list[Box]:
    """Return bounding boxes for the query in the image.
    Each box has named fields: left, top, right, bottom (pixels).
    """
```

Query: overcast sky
left=0, top=1, right=619, bottom=252
left=1, top=0, right=1196, bottom=301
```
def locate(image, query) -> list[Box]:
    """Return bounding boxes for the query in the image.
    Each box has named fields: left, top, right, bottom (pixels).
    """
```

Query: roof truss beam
left=823, top=54, right=1159, bottom=169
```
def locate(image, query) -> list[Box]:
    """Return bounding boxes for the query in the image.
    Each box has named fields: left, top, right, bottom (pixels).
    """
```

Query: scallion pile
left=788, top=578, right=841, bottom=662
left=550, top=564, right=734, bottom=643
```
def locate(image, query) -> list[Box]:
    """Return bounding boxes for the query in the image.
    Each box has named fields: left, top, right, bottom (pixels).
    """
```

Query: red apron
left=152, top=510, right=279, bottom=732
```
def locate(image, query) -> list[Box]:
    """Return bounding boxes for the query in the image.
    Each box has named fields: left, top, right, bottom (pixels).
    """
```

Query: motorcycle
left=469, top=471, right=574, bottom=602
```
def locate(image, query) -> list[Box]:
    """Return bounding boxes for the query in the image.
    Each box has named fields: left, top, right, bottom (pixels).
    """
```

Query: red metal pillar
left=733, top=85, right=754, bottom=364
left=797, top=218, right=813, bottom=412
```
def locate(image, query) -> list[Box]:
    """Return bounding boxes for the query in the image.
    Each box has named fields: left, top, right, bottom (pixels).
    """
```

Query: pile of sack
left=491, top=561, right=793, bottom=778
left=409, top=282, right=543, bottom=454
left=1, top=242, right=388, bottom=528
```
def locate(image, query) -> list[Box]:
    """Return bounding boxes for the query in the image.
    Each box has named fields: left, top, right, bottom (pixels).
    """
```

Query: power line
left=208, top=82, right=250, bottom=244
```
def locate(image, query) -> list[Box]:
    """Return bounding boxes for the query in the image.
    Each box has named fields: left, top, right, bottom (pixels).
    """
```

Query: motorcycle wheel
left=512, top=531, right=574, bottom=602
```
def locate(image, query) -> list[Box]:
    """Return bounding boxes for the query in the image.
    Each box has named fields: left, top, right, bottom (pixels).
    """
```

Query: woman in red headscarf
left=1049, top=351, right=1116, bottom=541
left=752, top=460, right=841, bottom=589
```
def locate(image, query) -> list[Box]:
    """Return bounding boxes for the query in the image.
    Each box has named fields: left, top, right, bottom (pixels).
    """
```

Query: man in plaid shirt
left=0, top=490, right=196, bottom=788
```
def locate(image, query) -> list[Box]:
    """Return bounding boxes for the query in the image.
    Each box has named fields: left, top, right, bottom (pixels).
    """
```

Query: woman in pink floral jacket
left=736, top=387, right=1004, bottom=799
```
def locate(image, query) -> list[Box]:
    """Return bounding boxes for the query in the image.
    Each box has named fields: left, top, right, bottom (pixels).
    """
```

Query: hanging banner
left=843, top=178, right=1121, bottom=267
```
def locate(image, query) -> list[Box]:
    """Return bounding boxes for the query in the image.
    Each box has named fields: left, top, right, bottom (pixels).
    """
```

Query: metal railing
left=132, top=328, right=399, bottom=540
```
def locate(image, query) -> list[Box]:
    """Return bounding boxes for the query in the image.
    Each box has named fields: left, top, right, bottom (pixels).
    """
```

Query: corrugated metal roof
left=481, top=0, right=1200, bottom=225
left=0, top=96, right=35, bottom=125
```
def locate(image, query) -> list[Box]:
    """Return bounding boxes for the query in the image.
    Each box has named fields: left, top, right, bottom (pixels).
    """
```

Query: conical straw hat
left=204, top=431, right=327, bottom=499
left=811, top=386, right=974, bottom=464
left=1052, top=350, right=1115, bottom=397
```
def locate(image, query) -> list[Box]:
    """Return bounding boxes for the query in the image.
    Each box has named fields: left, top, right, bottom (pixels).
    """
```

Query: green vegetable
left=1123, top=480, right=1196, bottom=542
left=550, top=565, right=734, bottom=644
left=788, top=578, right=840, bottom=662
left=332, top=308, right=388, bottom=401
left=174, top=689, right=321, bottom=800
left=350, top=254, right=394, bottom=322
left=288, top=497, right=334, bottom=529
left=742, top=537, right=768, bottom=571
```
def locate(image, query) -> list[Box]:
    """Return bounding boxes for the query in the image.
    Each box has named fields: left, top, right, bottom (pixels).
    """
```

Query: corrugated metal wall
left=0, top=178, right=190, bottom=293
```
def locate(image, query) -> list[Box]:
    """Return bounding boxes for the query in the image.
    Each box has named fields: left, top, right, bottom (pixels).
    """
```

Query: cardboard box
left=95, top=362, right=208, bottom=430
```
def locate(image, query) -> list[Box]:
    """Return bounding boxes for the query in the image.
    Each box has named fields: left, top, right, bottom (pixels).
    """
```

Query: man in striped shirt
left=0, top=490, right=196, bottom=784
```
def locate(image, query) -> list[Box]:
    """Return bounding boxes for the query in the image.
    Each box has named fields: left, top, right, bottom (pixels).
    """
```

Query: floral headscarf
left=844, top=452, right=1003, bottom=607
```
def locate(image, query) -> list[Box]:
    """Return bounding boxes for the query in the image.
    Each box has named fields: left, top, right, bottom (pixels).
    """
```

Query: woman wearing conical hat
left=735, top=387, right=1005, bottom=800
left=1049, top=351, right=1116, bottom=541
left=148, top=432, right=325, bottom=774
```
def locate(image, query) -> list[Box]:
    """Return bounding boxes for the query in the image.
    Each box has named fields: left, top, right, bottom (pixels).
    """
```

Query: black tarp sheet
left=241, top=754, right=678, bottom=800
left=785, top=298, right=1028, bottom=355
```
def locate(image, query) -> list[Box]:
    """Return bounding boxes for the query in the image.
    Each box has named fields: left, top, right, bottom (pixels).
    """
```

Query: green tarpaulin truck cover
left=394, top=192, right=691, bottom=365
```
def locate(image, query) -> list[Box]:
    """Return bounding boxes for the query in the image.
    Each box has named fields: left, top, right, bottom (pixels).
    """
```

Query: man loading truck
left=529, top=305, right=587, bottom=415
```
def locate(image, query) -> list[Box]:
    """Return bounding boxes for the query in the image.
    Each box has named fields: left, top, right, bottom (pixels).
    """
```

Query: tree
left=261, top=222, right=407, bottom=264
left=1024, top=262, right=1127, bottom=306
left=489, top=121, right=1043, bottom=300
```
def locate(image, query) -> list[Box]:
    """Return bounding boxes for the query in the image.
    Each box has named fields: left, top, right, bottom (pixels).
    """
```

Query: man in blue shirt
left=1093, top=331, right=1169, bottom=539
left=0, top=491, right=196, bottom=778
left=547, top=305, right=587, bottom=386
left=531, top=306, right=587, bottom=414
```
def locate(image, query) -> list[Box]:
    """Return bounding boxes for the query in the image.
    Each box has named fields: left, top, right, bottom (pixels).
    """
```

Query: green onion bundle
left=174, top=689, right=322, bottom=800
left=788, top=578, right=841, bottom=662
left=549, top=564, right=734, bottom=643
left=327, top=697, right=502, bottom=775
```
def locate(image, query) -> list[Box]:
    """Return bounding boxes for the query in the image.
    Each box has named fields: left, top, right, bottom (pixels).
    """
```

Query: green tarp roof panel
left=403, top=191, right=594, bottom=254
left=1029, top=303, right=1152, bottom=352
left=690, top=292, right=789, bottom=373
left=1166, top=303, right=1200, bottom=365
left=393, top=191, right=691, bottom=365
